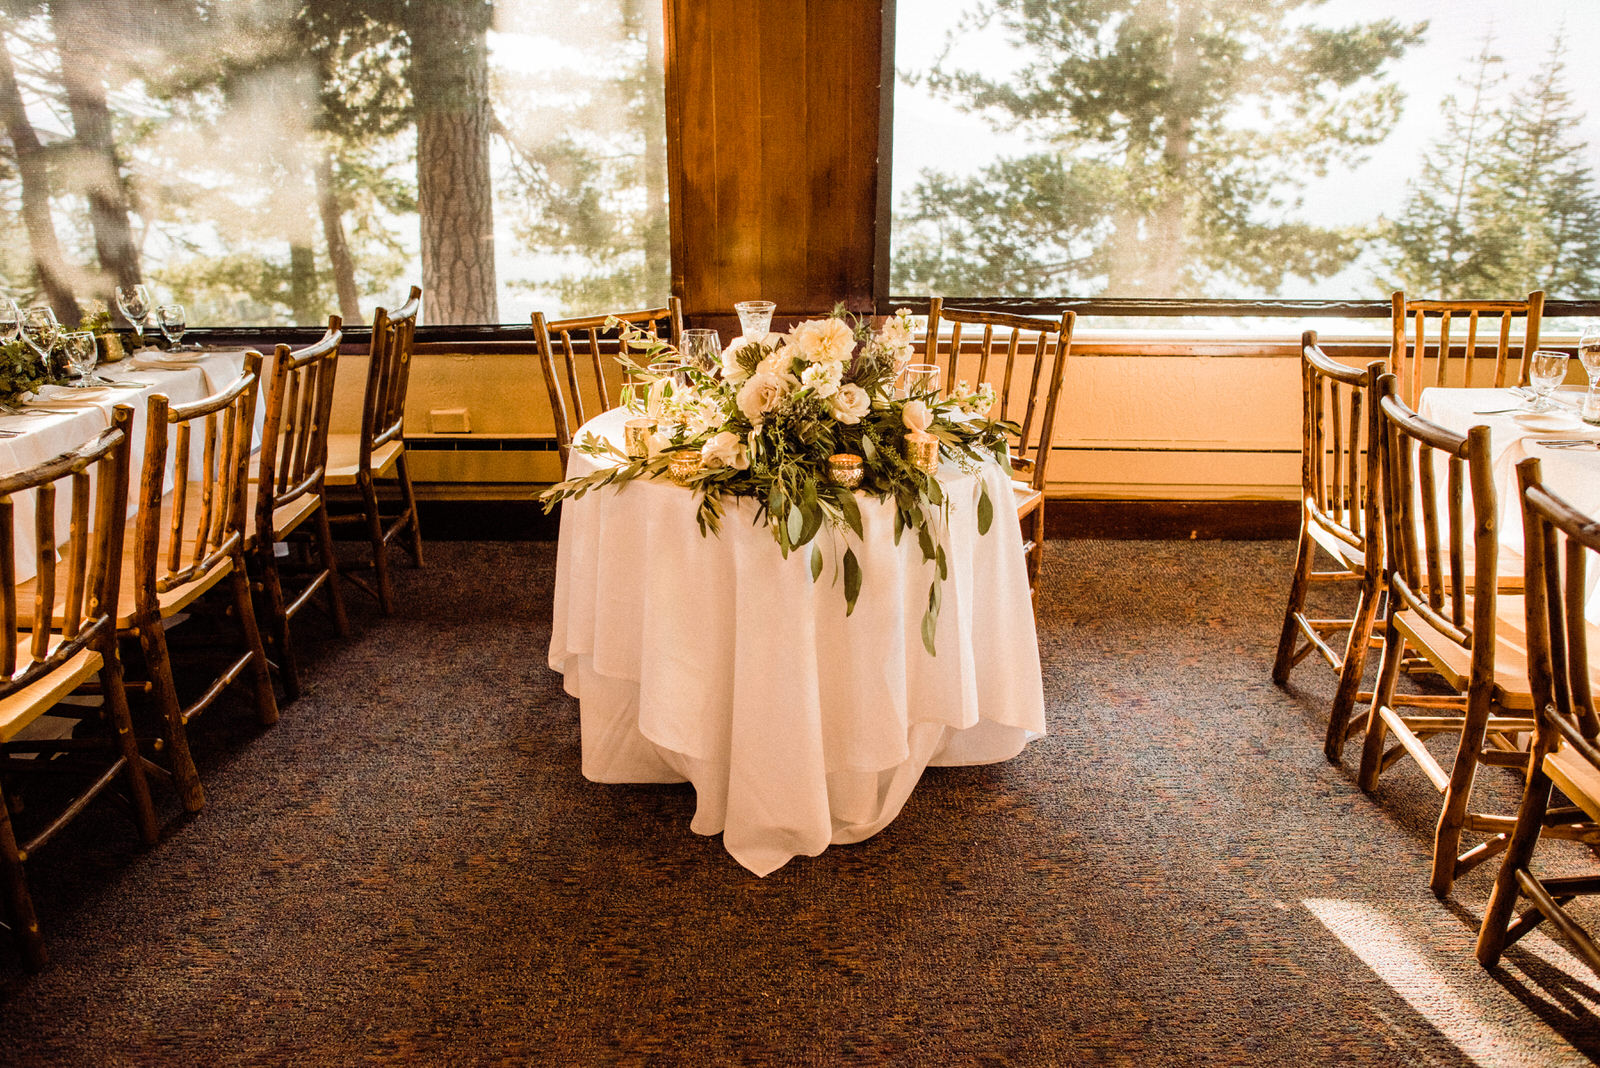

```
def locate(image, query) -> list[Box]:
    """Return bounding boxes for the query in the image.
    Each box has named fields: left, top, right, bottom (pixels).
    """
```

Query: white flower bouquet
left=539, top=306, right=1016, bottom=652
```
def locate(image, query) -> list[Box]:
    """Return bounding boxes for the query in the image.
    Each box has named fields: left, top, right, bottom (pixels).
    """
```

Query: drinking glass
left=734, top=300, right=775, bottom=340
left=1527, top=350, right=1568, bottom=412
left=22, top=305, right=59, bottom=368
left=680, top=328, right=721, bottom=374
left=0, top=295, right=21, bottom=344
left=1579, top=322, right=1600, bottom=425
left=62, top=332, right=101, bottom=387
left=156, top=303, right=187, bottom=350
left=896, top=362, right=941, bottom=399
left=115, top=284, right=152, bottom=346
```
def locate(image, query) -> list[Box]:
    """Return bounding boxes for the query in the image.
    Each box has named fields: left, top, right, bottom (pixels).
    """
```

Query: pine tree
left=895, top=0, right=1423, bottom=298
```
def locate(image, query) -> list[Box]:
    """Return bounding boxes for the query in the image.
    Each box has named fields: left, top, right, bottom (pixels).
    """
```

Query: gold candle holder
left=828, top=453, right=864, bottom=489
left=905, top=432, right=939, bottom=476
left=624, top=418, right=656, bottom=459
left=667, top=451, right=703, bottom=486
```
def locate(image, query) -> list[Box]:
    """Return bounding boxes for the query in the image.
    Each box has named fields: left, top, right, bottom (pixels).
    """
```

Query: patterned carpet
left=0, top=538, right=1597, bottom=1066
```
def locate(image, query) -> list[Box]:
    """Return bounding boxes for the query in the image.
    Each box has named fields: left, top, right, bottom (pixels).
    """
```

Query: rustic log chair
left=0, top=407, right=156, bottom=970
left=1476, top=456, right=1600, bottom=973
left=120, top=354, right=277, bottom=813
left=534, top=296, right=685, bottom=470
left=325, top=286, right=423, bottom=615
left=1390, top=290, right=1545, bottom=408
left=248, top=317, right=347, bottom=702
left=1358, top=372, right=1596, bottom=898
left=1273, top=332, right=1387, bottom=762
left=923, top=297, right=1072, bottom=599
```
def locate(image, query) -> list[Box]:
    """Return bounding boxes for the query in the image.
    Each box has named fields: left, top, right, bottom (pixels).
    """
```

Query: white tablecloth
left=1418, top=386, right=1600, bottom=616
left=0, top=349, right=263, bottom=582
left=548, top=407, right=1047, bottom=875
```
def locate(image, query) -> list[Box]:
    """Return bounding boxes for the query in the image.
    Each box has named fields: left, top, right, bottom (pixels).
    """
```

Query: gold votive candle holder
left=624, top=418, right=656, bottom=459
left=667, top=451, right=703, bottom=486
left=828, top=453, right=864, bottom=489
left=905, top=432, right=939, bottom=475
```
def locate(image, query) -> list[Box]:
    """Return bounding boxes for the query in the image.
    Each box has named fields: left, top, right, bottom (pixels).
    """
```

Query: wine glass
left=155, top=303, right=187, bottom=350
left=115, top=284, right=152, bottom=347
left=680, top=328, right=721, bottom=375
left=1579, top=321, right=1600, bottom=425
left=62, top=331, right=110, bottom=388
left=896, top=362, right=941, bottom=399
left=0, top=295, right=21, bottom=345
left=1526, top=350, right=1568, bottom=412
left=22, top=305, right=60, bottom=368
left=734, top=300, right=775, bottom=340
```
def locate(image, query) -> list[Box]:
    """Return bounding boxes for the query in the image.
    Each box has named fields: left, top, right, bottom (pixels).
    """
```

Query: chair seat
left=1393, top=595, right=1600, bottom=712
left=323, top=435, right=403, bottom=486
left=244, top=479, right=321, bottom=549
left=1307, top=515, right=1367, bottom=572
left=1013, top=481, right=1043, bottom=519
left=0, top=640, right=102, bottom=743
left=1547, top=741, right=1600, bottom=826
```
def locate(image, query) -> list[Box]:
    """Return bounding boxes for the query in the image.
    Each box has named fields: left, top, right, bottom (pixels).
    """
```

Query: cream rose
left=720, top=336, right=759, bottom=384
left=829, top=382, right=871, bottom=424
left=800, top=361, right=843, bottom=399
left=901, top=399, right=932, bottom=434
left=756, top=347, right=795, bottom=377
left=788, top=318, right=857, bottom=365
left=736, top=370, right=795, bottom=424
left=700, top=430, right=749, bottom=471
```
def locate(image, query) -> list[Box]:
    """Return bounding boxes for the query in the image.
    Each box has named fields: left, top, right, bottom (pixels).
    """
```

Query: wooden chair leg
left=397, top=451, right=424, bottom=568
left=1324, top=574, right=1382, bottom=762
left=100, top=653, right=157, bottom=846
left=256, top=546, right=301, bottom=704
left=314, top=501, right=349, bottom=637
left=0, top=783, right=45, bottom=970
left=1476, top=757, right=1554, bottom=967
left=1273, top=523, right=1316, bottom=687
left=358, top=473, right=394, bottom=615
left=1431, top=691, right=1496, bottom=899
left=139, top=622, right=205, bottom=813
left=1358, top=612, right=1406, bottom=793
left=229, top=559, right=279, bottom=727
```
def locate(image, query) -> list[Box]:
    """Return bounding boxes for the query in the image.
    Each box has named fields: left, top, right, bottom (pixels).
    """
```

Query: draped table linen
left=548, top=407, right=1047, bottom=875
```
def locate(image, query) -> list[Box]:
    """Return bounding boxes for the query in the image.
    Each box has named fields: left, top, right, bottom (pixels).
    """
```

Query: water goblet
left=62, top=332, right=102, bottom=387
left=734, top=300, right=775, bottom=341
left=1579, top=322, right=1600, bottom=425
left=22, top=305, right=61, bottom=372
left=680, top=328, right=721, bottom=375
left=0, top=295, right=21, bottom=345
left=156, top=303, right=187, bottom=350
left=1527, top=350, right=1568, bottom=412
left=896, top=362, right=941, bottom=399
left=115, top=284, right=152, bottom=347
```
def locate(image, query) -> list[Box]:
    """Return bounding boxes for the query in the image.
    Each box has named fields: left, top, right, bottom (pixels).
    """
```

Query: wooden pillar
left=663, top=0, right=890, bottom=325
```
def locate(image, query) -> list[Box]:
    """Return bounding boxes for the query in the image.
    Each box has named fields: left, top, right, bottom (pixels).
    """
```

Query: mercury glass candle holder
left=828, top=453, right=864, bottom=489
left=624, top=418, right=656, bottom=459
left=667, top=451, right=703, bottom=486
left=904, top=432, right=939, bottom=475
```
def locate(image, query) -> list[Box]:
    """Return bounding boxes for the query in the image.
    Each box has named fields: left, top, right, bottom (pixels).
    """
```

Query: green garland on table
left=0, top=338, right=54, bottom=402
left=538, top=306, right=1016, bottom=654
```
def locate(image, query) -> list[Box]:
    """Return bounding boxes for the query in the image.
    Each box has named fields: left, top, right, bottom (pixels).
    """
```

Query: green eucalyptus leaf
left=916, top=521, right=935, bottom=562
left=810, top=543, right=823, bottom=582
left=835, top=486, right=864, bottom=540
left=927, top=477, right=944, bottom=507
left=843, top=548, right=862, bottom=616
left=977, top=486, right=994, bottom=535
left=936, top=545, right=947, bottom=581
left=787, top=503, right=804, bottom=544
left=921, top=604, right=938, bottom=655
left=892, top=505, right=905, bottom=545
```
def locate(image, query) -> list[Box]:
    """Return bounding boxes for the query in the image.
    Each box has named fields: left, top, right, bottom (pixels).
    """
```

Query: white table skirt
left=548, top=407, right=1047, bottom=876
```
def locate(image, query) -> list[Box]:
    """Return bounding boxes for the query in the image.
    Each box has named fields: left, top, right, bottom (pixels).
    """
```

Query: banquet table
left=548, top=406, right=1047, bottom=876
left=1417, top=385, right=1600, bottom=617
left=2, top=348, right=265, bottom=582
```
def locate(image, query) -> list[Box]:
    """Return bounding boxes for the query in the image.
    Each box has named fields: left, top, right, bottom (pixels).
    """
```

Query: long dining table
left=548, top=406, right=1048, bottom=876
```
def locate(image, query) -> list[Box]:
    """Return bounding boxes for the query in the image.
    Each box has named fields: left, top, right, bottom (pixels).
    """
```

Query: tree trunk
left=1151, top=1, right=1200, bottom=297
left=315, top=150, right=363, bottom=323
left=51, top=0, right=142, bottom=310
left=407, top=0, right=497, bottom=324
left=289, top=243, right=318, bottom=325
left=0, top=33, right=80, bottom=325
left=641, top=1, right=669, bottom=300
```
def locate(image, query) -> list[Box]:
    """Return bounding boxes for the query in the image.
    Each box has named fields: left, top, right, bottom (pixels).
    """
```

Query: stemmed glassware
left=116, top=284, right=152, bottom=348
left=734, top=300, right=775, bottom=341
left=896, top=362, right=941, bottom=399
left=62, top=331, right=114, bottom=388
left=1579, top=322, right=1600, bottom=425
left=21, top=305, right=60, bottom=373
left=155, top=303, right=187, bottom=350
left=680, top=328, right=721, bottom=375
left=1526, top=349, right=1569, bottom=412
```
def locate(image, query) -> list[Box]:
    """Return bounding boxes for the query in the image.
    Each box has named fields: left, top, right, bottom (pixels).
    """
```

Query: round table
left=547, top=407, right=1047, bottom=875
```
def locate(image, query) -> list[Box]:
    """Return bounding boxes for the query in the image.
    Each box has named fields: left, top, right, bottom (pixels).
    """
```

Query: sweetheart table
left=548, top=406, right=1047, bottom=875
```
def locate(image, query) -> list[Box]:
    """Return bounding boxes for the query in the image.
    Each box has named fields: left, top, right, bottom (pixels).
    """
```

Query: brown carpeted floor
left=0, top=538, right=1597, bottom=1065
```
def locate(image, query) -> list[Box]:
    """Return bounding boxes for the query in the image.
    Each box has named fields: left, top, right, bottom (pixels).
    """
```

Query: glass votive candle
left=667, top=451, right=703, bottom=486
left=904, top=431, right=939, bottom=475
left=734, top=300, right=775, bottom=340
left=828, top=453, right=864, bottom=489
left=624, top=418, right=656, bottom=459
left=897, top=363, right=941, bottom=399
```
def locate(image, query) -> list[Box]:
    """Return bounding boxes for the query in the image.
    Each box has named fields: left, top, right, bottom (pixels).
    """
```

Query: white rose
left=684, top=398, right=724, bottom=437
left=720, top=336, right=758, bottom=384
left=700, top=430, right=749, bottom=471
left=787, top=318, right=857, bottom=364
left=756, top=347, right=795, bottom=377
left=901, top=399, right=932, bottom=434
left=736, top=370, right=795, bottom=424
left=800, top=361, right=842, bottom=399
left=829, top=382, right=871, bottom=425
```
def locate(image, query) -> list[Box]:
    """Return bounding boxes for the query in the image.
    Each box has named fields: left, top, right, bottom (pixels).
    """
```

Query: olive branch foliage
left=538, top=308, right=1016, bottom=654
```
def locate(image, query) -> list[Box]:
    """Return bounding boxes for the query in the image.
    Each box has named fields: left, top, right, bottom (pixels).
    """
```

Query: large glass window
left=0, top=0, right=668, bottom=328
left=891, top=0, right=1600, bottom=312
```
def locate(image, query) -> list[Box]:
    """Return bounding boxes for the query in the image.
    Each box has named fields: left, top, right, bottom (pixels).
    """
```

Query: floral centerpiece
left=539, top=306, right=1014, bottom=653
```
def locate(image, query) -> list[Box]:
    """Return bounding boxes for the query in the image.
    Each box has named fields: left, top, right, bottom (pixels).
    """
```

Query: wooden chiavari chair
left=1358, top=373, right=1592, bottom=898
left=326, top=286, right=423, bottom=615
left=534, top=297, right=685, bottom=469
left=1390, top=290, right=1545, bottom=408
left=1273, top=332, right=1386, bottom=762
left=923, top=297, right=1072, bottom=599
left=249, top=317, right=346, bottom=702
left=0, top=407, right=156, bottom=969
left=1476, top=456, right=1600, bottom=972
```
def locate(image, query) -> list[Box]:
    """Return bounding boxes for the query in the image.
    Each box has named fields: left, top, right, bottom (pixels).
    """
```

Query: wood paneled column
left=663, top=0, right=890, bottom=323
